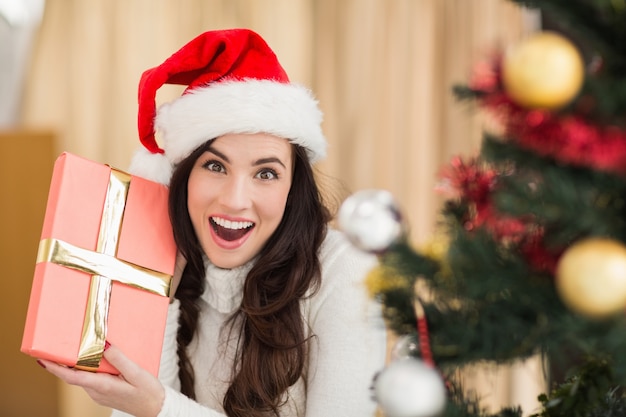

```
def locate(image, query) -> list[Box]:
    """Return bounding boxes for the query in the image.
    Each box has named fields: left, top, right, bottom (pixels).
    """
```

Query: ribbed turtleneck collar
left=199, top=256, right=255, bottom=314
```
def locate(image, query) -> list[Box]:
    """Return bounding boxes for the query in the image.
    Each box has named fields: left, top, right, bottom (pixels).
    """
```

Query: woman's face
left=187, top=133, right=293, bottom=269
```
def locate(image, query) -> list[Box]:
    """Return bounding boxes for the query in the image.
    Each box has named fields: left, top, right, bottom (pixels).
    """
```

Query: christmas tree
left=338, top=1, right=626, bottom=416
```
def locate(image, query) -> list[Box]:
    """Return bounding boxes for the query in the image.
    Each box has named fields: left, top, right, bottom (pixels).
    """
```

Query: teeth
left=211, top=217, right=253, bottom=230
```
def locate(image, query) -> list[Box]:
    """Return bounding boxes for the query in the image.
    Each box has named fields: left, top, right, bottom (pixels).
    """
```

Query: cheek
left=258, top=186, right=290, bottom=224
left=186, top=174, right=213, bottom=217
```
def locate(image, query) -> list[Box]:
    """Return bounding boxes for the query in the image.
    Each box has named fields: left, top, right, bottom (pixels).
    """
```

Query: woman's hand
left=39, top=344, right=165, bottom=417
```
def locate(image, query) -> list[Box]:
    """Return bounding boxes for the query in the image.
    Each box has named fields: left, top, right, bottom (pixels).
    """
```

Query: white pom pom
left=373, top=358, right=447, bottom=417
left=127, top=147, right=173, bottom=185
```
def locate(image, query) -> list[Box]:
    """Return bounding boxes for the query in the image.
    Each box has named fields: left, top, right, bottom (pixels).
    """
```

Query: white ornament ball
left=373, top=358, right=447, bottom=417
left=337, top=189, right=404, bottom=253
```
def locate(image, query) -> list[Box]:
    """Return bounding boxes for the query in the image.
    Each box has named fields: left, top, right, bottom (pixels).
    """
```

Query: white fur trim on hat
left=156, top=79, right=327, bottom=168
left=128, top=147, right=173, bottom=185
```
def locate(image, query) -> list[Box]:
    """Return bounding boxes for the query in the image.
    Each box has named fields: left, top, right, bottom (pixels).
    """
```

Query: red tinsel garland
left=469, top=58, right=626, bottom=178
left=438, top=156, right=561, bottom=274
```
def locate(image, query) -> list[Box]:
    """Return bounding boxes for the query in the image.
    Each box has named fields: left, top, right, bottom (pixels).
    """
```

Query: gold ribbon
left=36, top=168, right=172, bottom=370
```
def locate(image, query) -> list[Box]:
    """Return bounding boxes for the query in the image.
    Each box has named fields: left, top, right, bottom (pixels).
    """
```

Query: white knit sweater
left=112, top=229, right=387, bottom=416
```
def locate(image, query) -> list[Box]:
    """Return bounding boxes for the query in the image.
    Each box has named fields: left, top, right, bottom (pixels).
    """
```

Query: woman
left=39, top=29, right=386, bottom=417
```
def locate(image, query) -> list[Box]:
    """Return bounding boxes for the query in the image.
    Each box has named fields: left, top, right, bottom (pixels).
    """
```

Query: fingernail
left=104, top=340, right=111, bottom=351
left=36, top=360, right=46, bottom=369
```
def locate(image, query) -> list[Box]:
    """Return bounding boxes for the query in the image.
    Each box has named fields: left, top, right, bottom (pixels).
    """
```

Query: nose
left=219, top=175, right=251, bottom=210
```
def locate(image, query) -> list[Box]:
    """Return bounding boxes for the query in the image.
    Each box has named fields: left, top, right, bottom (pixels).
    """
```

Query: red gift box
left=21, top=152, right=176, bottom=376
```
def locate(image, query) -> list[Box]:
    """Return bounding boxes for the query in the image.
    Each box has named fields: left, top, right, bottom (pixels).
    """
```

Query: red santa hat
left=129, top=28, right=327, bottom=184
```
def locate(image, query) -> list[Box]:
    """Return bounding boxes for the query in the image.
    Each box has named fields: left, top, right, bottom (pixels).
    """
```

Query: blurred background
left=1, top=0, right=540, bottom=416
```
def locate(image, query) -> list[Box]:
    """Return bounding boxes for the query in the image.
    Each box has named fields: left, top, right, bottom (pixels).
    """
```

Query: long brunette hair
left=168, top=139, right=331, bottom=417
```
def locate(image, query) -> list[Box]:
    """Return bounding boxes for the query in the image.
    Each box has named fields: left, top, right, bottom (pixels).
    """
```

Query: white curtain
left=0, top=0, right=45, bottom=125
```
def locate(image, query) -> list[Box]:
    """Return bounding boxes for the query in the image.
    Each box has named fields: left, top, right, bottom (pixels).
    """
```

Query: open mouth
left=210, top=217, right=254, bottom=241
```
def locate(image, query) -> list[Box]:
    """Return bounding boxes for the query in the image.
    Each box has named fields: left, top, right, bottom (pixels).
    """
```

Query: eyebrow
left=254, top=157, right=287, bottom=169
left=207, top=148, right=287, bottom=169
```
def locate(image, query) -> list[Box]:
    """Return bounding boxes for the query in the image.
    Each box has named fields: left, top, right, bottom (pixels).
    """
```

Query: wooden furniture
left=0, top=130, right=59, bottom=417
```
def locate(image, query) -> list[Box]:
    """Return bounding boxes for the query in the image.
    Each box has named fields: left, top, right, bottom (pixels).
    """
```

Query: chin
left=207, top=251, right=255, bottom=270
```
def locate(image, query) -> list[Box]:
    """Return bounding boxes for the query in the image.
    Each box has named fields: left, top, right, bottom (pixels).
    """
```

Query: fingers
left=37, top=345, right=165, bottom=416
left=36, top=344, right=138, bottom=389
left=103, top=343, right=166, bottom=415
left=38, top=359, right=120, bottom=389
left=36, top=344, right=146, bottom=385
left=103, top=343, right=165, bottom=397
left=103, top=344, right=143, bottom=382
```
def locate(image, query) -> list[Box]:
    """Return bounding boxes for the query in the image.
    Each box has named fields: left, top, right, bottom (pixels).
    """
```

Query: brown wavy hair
left=168, top=139, right=331, bottom=417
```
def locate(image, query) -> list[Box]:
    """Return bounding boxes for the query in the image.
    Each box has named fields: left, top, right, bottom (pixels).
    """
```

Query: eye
left=202, top=160, right=225, bottom=173
left=256, top=168, right=278, bottom=180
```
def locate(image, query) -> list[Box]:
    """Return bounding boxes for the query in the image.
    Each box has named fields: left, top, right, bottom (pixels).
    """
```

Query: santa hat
left=129, top=28, right=327, bottom=185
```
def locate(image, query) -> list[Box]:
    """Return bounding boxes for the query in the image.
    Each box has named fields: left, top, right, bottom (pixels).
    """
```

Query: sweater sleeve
left=158, top=299, right=182, bottom=390
left=154, top=301, right=231, bottom=417
left=304, top=230, right=387, bottom=417
left=156, top=386, right=227, bottom=417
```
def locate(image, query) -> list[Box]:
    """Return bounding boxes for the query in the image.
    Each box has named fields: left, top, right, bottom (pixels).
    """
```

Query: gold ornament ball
left=556, top=238, right=626, bottom=319
left=502, top=31, right=585, bottom=109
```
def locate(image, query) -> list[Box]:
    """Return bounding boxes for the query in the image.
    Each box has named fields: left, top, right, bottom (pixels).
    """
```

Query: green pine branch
left=481, top=134, right=626, bottom=245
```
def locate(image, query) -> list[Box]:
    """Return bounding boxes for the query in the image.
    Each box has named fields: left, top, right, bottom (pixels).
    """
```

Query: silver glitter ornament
left=337, top=189, right=405, bottom=253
